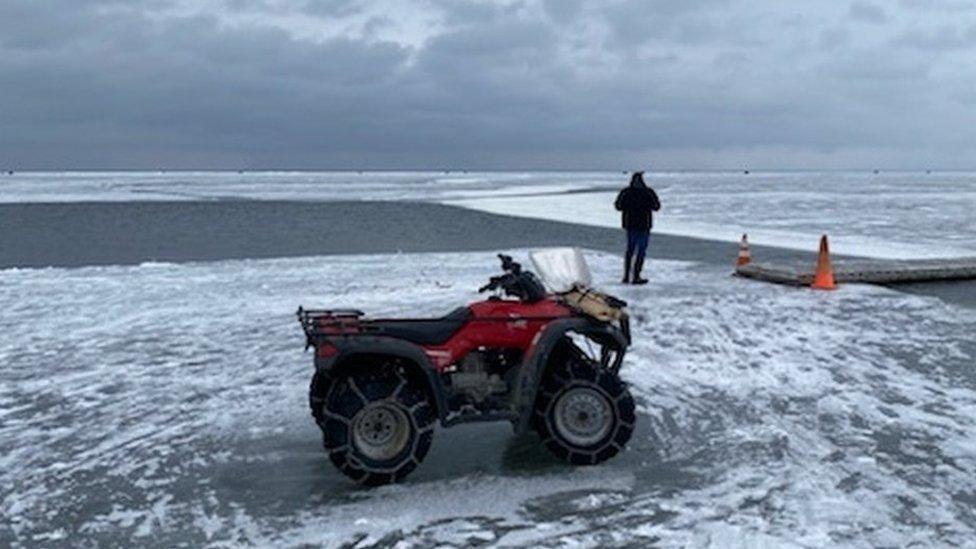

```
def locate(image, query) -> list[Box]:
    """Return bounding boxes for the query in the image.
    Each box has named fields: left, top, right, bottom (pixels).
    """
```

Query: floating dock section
left=736, top=257, right=976, bottom=286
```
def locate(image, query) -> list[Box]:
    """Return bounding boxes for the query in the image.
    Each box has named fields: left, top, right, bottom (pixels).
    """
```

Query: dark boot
left=622, top=253, right=632, bottom=283
left=632, top=257, right=648, bottom=284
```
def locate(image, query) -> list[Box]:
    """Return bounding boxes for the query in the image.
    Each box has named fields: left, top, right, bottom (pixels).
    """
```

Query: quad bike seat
left=369, top=306, right=472, bottom=345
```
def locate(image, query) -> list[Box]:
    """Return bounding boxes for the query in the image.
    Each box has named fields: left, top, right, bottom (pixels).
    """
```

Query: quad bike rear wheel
left=312, top=368, right=434, bottom=485
left=533, top=346, right=635, bottom=465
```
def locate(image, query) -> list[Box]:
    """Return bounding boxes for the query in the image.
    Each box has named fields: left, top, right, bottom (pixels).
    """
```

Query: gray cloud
left=893, top=24, right=976, bottom=50
left=899, top=0, right=975, bottom=12
left=849, top=1, right=887, bottom=24
left=1, top=0, right=976, bottom=169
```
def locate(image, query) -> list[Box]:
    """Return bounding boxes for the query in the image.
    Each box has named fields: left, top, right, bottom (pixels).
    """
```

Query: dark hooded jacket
left=614, top=176, right=661, bottom=231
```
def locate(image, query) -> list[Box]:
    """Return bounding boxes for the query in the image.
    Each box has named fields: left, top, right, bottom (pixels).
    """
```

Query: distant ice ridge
left=3, top=171, right=975, bottom=260
left=2, top=250, right=975, bottom=546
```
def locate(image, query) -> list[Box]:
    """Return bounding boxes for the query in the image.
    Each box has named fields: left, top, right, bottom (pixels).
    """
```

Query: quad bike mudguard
left=310, top=333, right=453, bottom=423
left=512, top=317, right=629, bottom=434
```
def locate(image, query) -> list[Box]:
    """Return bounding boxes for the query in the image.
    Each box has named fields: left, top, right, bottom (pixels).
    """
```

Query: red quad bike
left=297, top=252, right=636, bottom=486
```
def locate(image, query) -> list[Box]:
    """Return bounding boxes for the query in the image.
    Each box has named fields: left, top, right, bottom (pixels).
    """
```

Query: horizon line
left=1, top=168, right=967, bottom=174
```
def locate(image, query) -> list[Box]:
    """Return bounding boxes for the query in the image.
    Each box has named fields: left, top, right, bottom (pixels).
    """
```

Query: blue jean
left=626, top=230, right=649, bottom=263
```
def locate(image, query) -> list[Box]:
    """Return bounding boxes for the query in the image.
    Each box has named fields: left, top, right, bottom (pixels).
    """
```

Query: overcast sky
left=2, top=0, right=975, bottom=170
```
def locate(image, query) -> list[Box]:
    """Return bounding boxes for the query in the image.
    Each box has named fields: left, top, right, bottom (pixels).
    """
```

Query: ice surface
left=3, top=171, right=975, bottom=259
left=2, top=250, right=975, bottom=546
left=0, top=171, right=599, bottom=203
left=448, top=172, right=976, bottom=260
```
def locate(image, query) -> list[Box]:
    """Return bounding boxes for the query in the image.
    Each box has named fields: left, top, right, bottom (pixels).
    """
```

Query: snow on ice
left=1, top=251, right=976, bottom=546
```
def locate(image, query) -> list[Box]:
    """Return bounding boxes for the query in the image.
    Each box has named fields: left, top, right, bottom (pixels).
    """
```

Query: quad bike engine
left=447, top=349, right=517, bottom=403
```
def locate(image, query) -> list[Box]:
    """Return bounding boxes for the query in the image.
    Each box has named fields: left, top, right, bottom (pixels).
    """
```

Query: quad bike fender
left=512, top=318, right=629, bottom=434
left=313, top=336, right=451, bottom=423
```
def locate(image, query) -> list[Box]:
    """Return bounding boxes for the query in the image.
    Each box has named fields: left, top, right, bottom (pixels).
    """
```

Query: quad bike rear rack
left=297, top=307, right=366, bottom=347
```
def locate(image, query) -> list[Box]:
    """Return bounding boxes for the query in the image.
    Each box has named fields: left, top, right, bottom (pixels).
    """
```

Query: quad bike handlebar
left=479, top=254, right=547, bottom=302
left=477, top=274, right=508, bottom=294
left=476, top=254, right=520, bottom=292
left=497, top=254, right=521, bottom=274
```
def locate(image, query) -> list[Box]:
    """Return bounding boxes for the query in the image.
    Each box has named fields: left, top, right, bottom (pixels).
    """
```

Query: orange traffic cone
left=811, top=234, right=837, bottom=290
left=736, top=234, right=751, bottom=267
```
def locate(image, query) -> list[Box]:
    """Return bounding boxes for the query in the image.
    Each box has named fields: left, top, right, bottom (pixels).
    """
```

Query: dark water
left=0, top=200, right=805, bottom=269
left=3, top=200, right=971, bottom=309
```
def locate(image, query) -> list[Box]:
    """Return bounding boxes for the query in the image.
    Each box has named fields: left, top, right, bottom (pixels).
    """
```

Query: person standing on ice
left=614, top=171, right=660, bottom=284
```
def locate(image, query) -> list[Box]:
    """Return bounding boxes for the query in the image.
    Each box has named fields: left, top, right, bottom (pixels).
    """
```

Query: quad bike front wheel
left=312, top=368, right=434, bottom=486
left=533, top=347, right=635, bottom=465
